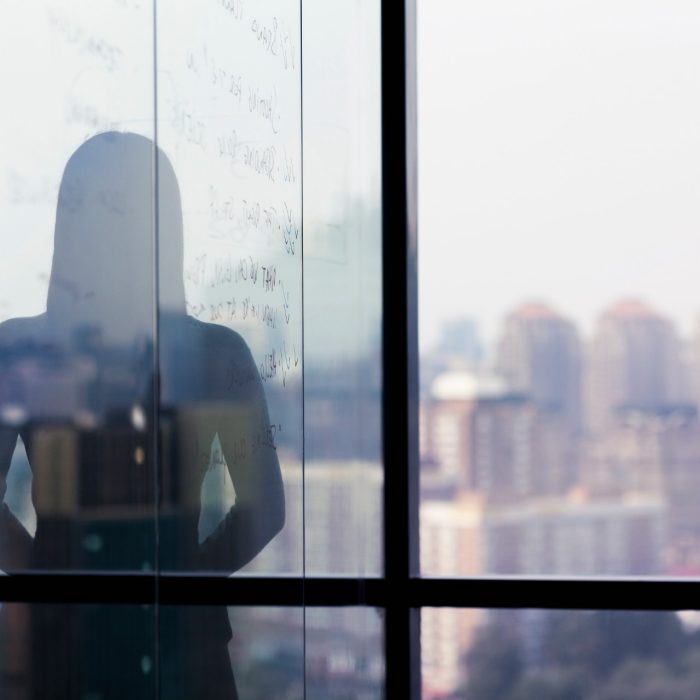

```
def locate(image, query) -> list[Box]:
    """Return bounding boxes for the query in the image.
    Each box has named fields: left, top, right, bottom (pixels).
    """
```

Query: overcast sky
left=418, top=0, right=700, bottom=350
left=4, top=1, right=698, bottom=359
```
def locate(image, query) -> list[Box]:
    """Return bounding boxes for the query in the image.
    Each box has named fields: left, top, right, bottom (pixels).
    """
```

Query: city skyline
left=423, top=296, right=700, bottom=356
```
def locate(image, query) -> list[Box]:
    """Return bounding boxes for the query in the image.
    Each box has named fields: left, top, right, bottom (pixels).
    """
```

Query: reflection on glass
left=0, top=602, right=155, bottom=700
left=0, top=132, right=286, bottom=696
left=226, top=607, right=304, bottom=700
left=306, top=608, right=384, bottom=699
left=156, top=128, right=285, bottom=575
left=0, top=133, right=159, bottom=573
left=217, top=607, right=383, bottom=700
left=422, top=608, right=700, bottom=700
left=302, top=0, right=383, bottom=577
left=1, top=132, right=286, bottom=573
left=156, top=0, right=303, bottom=577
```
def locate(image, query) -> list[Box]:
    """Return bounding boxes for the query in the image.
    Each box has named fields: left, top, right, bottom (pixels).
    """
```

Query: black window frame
left=2, top=2, right=699, bottom=698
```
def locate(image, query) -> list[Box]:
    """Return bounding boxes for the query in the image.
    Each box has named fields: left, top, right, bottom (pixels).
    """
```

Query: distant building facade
left=586, top=300, right=687, bottom=434
left=497, top=303, right=582, bottom=434
left=422, top=371, right=576, bottom=500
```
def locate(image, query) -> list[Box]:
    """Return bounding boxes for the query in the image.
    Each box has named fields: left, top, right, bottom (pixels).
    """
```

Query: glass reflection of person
left=0, top=132, right=285, bottom=698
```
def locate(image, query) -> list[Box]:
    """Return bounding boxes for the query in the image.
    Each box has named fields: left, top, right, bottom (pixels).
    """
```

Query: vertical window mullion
left=381, top=0, right=420, bottom=696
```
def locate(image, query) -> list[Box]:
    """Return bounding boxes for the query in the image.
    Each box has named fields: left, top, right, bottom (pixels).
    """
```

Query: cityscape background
left=418, top=0, right=700, bottom=696
left=420, top=301, right=700, bottom=697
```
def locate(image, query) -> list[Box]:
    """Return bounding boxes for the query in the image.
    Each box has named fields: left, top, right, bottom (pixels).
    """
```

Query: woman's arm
left=0, top=318, right=36, bottom=570
left=198, top=334, right=285, bottom=572
left=0, top=425, right=33, bottom=570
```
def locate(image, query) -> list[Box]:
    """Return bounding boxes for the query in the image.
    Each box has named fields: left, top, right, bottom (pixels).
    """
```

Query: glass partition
left=0, top=602, right=156, bottom=699
left=301, top=0, right=383, bottom=577
left=155, top=0, right=302, bottom=578
left=0, top=0, right=386, bottom=698
left=306, top=608, right=385, bottom=698
left=0, top=1, right=157, bottom=572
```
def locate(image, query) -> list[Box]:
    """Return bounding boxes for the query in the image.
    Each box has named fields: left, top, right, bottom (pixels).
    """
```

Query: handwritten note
left=158, top=0, right=302, bottom=397
left=2, top=0, right=302, bottom=398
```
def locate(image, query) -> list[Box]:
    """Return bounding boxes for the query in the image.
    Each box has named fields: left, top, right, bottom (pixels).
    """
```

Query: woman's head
left=47, top=132, right=185, bottom=343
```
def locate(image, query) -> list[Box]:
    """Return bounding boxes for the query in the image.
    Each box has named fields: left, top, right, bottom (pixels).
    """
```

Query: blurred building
left=581, top=406, right=700, bottom=572
left=419, top=487, right=667, bottom=696
left=422, top=372, right=576, bottom=500
left=246, top=459, right=382, bottom=577
left=420, top=318, right=483, bottom=400
left=687, top=316, right=700, bottom=412
left=483, top=491, right=666, bottom=576
left=421, top=495, right=484, bottom=699
left=497, top=303, right=582, bottom=434
left=586, top=300, right=687, bottom=434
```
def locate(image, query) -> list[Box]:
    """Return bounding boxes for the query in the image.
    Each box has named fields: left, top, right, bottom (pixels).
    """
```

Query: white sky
left=418, top=0, right=700, bottom=350
left=5, top=1, right=697, bottom=358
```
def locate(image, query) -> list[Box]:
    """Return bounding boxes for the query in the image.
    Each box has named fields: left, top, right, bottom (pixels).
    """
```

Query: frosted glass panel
left=156, top=1, right=302, bottom=575
left=0, top=602, right=156, bottom=700
left=302, top=0, right=383, bottom=577
left=0, top=1, right=156, bottom=573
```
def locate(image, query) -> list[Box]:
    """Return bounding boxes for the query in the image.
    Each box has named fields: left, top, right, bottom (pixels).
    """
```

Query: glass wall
left=156, top=0, right=303, bottom=580
left=301, top=0, right=383, bottom=578
left=0, top=0, right=157, bottom=576
left=0, top=602, right=157, bottom=699
left=0, top=0, right=385, bottom=697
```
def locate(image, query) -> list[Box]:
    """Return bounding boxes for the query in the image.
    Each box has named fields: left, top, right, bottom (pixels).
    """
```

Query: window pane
left=306, top=608, right=385, bottom=699
left=0, top=602, right=156, bottom=699
left=301, top=0, right=383, bottom=576
left=225, top=607, right=304, bottom=700
left=155, top=0, right=302, bottom=575
left=418, top=0, right=700, bottom=576
left=422, top=608, right=700, bottom=699
left=0, top=2, right=156, bottom=573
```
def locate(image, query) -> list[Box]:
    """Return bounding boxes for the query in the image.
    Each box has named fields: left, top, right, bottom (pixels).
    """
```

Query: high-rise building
left=687, top=316, right=700, bottom=411
left=422, top=372, right=576, bottom=501
left=482, top=492, right=666, bottom=576
left=580, top=406, right=700, bottom=572
left=421, top=371, right=505, bottom=489
left=421, top=495, right=484, bottom=698
left=586, top=300, right=687, bottom=434
left=497, top=303, right=582, bottom=433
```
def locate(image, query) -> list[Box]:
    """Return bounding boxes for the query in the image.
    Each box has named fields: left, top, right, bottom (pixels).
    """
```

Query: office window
left=3, top=0, right=693, bottom=697
left=422, top=608, right=700, bottom=699
left=419, top=0, right=700, bottom=576
left=418, top=0, right=700, bottom=697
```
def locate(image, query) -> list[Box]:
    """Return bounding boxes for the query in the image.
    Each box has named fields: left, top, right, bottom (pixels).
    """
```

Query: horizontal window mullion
left=411, top=578, right=700, bottom=611
left=0, top=574, right=697, bottom=610
left=0, top=573, right=155, bottom=605
left=0, top=574, right=381, bottom=607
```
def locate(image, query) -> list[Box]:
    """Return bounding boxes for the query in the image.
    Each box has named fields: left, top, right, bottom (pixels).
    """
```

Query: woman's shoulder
left=184, top=316, right=252, bottom=355
left=169, top=316, right=262, bottom=401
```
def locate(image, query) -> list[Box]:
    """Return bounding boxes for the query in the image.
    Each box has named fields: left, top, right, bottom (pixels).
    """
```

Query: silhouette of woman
left=0, top=132, right=285, bottom=698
